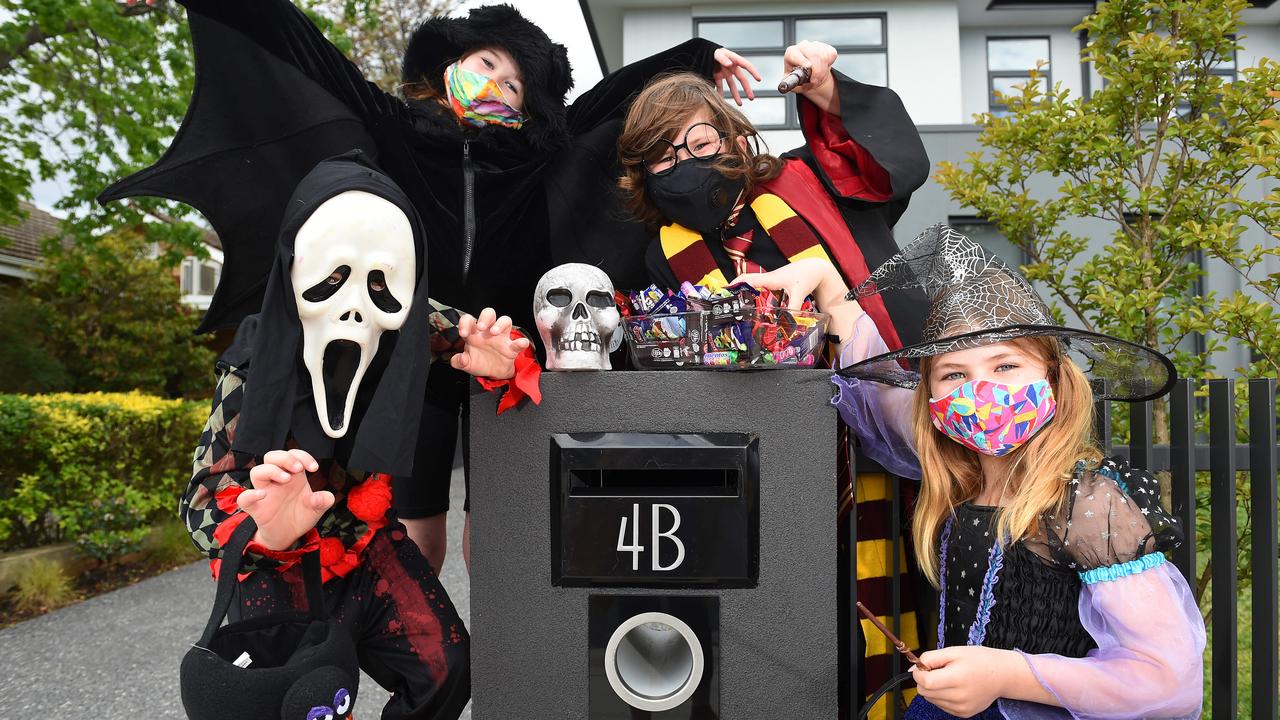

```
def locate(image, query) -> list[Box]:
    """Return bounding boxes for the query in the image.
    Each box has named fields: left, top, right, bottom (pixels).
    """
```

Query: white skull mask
left=533, top=263, right=621, bottom=371
left=291, top=190, right=416, bottom=437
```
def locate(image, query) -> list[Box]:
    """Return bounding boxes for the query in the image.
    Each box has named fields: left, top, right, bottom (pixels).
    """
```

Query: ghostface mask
left=291, top=191, right=416, bottom=437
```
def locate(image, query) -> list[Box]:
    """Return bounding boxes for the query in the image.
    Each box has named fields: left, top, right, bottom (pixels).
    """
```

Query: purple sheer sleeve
left=998, top=560, right=1205, bottom=720
left=830, top=313, right=920, bottom=480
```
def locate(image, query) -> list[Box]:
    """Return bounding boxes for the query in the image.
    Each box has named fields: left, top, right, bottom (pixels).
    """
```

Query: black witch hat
left=838, top=224, right=1176, bottom=402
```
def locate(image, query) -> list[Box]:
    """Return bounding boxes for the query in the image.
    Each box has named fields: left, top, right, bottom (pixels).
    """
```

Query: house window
left=947, top=217, right=1028, bottom=266
left=1177, top=40, right=1236, bottom=117
left=181, top=257, right=221, bottom=296
left=987, top=37, right=1051, bottom=116
left=695, top=14, right=888, bottom=130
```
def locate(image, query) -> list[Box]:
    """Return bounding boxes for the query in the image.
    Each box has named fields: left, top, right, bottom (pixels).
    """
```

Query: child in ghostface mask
left=184, top=153, right=535, bottom=719
left=739, top=226, right=1205, bottom=719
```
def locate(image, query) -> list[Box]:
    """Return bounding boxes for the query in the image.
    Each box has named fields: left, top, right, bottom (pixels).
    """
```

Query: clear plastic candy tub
left=623, top=309, right=828, bottom=369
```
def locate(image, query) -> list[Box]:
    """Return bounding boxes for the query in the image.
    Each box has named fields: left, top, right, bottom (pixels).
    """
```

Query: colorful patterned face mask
left=443, top=62, right=526, bottom=129
left=929, top=378, right=1056, bottom=456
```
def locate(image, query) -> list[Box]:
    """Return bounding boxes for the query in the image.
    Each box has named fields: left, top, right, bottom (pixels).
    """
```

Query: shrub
left=11, top=557, right=74, bottom=614
left=0, top=392, right=205, bottom=556
left=146, top=517, right=204, bottom=567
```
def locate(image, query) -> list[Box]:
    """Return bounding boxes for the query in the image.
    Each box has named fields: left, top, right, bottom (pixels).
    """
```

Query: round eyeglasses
left=641, top=122, right=727, bottom=176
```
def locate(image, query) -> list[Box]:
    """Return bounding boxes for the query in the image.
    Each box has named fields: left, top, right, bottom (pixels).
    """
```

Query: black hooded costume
left=183, top=154, right=470, bottom=719
left=101, top=0, right=723, bottom=335
left=101, top=0, right=726, bottom=523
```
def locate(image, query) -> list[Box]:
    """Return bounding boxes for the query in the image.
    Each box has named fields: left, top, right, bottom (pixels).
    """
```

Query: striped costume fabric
left=659, top=189, right=921, bottom=719
left=660, top=191, right=834, bottom=288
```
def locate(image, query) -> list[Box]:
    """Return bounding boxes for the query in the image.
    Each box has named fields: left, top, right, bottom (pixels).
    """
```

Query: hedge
left=0, top=392, right=205, bottom=560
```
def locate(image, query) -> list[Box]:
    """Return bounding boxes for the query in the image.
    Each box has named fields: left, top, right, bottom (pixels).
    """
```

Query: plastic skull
left=291, top=191, right=416, bottom=437
left=533, top=263, right=621, bottom=371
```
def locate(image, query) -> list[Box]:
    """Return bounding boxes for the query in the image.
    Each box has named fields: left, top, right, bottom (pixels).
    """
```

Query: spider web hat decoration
left=839, top=224, right=1176, bottom=402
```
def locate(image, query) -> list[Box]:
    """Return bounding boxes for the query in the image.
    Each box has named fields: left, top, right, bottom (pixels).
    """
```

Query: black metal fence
left=849, top=378, right=1279, bottom=719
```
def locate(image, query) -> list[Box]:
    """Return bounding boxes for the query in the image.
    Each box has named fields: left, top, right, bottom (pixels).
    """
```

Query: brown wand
left=855, top=601, right=932, bottom=671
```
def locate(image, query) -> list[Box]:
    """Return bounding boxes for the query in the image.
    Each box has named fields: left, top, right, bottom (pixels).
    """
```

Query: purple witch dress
left=829, top=313, right=1205, bottom=720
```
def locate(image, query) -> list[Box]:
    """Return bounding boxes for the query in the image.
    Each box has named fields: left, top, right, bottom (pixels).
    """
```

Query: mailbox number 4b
left=617, top=503, right=685, bottom=572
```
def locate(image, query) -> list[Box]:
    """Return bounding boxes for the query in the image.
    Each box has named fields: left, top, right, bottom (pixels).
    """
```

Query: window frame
left=946, top=215, right=1031, bottom=267
left=693, top=13, right=889, bottom=131
left=986, top=35, right=1052, bottom=116
left=180, top=255, right=222, bottom=298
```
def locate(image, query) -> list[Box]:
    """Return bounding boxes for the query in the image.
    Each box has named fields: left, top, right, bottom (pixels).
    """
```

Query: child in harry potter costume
left=184, top=153, right=535, bottom=719
left=108, top=0, right=762, bottom=575
left=739, top=226, right=1204, bottom=719
left=616, top=44, right=931, bottom=714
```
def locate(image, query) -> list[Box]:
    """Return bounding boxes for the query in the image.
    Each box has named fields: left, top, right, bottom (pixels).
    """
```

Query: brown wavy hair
left=910, top=337, right=1103, bottom=586
left=617, top=72, right=783, bottom=229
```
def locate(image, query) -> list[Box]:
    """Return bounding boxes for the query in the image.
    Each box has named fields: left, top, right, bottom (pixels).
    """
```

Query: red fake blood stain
left=366, top=533, right=449, bottom=683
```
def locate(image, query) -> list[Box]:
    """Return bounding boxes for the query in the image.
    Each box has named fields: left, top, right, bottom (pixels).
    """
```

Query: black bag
left=180, top=517, right=360, bottom=720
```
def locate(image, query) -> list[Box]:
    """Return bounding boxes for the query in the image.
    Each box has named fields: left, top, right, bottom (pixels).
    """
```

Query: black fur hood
left=402, top=4, right=573, bottom=153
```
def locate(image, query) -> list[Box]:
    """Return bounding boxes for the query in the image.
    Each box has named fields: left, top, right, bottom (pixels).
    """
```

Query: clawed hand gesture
left=713, top=48, right=762, bottom=105
left=238, top=449, right=332, bottom=552
left=449, top=307, right=530, bottom=379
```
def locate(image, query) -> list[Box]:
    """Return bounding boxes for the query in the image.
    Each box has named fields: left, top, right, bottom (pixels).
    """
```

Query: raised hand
left=238, top=448, right=333, bottom=551
left=784, top=41, right=838, bottom=91
left=783, top=41, right=840, bottom=114
left=713, top=48, right=762, bottom=106
left=450, top=307, right=531, bottom=380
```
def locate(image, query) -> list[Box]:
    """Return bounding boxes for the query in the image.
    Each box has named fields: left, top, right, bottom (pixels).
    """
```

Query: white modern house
left=578, top=0, right=1280, bottom=375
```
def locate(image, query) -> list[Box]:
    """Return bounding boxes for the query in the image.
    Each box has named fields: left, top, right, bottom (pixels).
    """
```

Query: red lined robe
left=643, top=72, right=932, bottom=718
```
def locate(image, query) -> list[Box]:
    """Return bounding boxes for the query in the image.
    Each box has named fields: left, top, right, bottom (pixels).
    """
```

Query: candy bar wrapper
left=702, top=350, right=738, bottom=367
left=630, top=284, right=666, bottom=314
left=648, top=291, right=687, bottom=316
left=633, top=338, right=698, bottom=365
left=614, top=290, right=634, bottom=318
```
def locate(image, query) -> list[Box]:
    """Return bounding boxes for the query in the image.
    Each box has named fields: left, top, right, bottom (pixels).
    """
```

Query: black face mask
left=646, top=156, right=746, bottom=235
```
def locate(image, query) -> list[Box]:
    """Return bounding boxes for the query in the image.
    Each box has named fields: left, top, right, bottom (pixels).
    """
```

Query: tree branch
left=0, top=19, right=83, bottom=74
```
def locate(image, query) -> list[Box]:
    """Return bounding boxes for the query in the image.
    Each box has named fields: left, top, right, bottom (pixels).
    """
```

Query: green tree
left=0, top=0, right=201, bottom=260
left=311, top=0, right=461, bottom=93
left=0, top=285, right=69, bottom=393
left=936, top=0, right=1280, bottom=386
left=935, top=2, right=1279, bottom=711
left=29, top=231, right=214, bottom=397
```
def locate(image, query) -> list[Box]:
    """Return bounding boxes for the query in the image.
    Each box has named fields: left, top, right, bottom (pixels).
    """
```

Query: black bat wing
left=99, top=10, right=375, bottom=332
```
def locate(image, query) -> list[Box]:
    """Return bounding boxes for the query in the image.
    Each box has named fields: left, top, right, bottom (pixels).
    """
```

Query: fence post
left=1209, top=379, right=1238, bottom=719
left=890, top=476, right=903, bottom=719
left=1129, top=400, right=1154, bottom=471
left=1094, top=396, right=1112, bottom=453
left=1169, top=380, right=1196, bottom=583
left=848, top=431, right=860, bottom=720
left=1249, top=378, right=1277, bottom=720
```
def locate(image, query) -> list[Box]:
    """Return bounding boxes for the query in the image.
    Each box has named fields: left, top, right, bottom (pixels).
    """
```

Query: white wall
left=1238, top=24, right=1280, bottom=71
left=621, top=7, right=695, bottom=64
left=621, top=1, right=963, bottom=126
left=958, top=26, right=1083, bottom=120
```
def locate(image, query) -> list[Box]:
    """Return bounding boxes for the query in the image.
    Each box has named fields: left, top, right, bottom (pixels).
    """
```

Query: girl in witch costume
left=737, top=226, right=1205, bottom=719
left=105, top=0, right=760, bottom=574
left=185, top=153, right=531, bottom=719
left=616, top=47, right=930, bottom=714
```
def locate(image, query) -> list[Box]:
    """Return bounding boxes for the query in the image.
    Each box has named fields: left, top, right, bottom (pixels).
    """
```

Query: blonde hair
left=616, top=72, right=783, bottom=228
left=910, top=336, right=1102, bottom=586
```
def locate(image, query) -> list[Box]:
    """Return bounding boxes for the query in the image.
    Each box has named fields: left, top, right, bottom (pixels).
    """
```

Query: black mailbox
left=469, top=371, right=838, bottom=720
left=551, top=432, right=760, bottom=588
